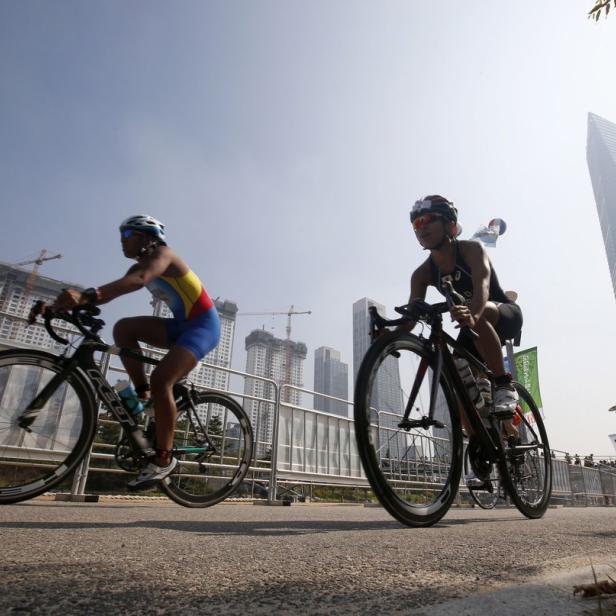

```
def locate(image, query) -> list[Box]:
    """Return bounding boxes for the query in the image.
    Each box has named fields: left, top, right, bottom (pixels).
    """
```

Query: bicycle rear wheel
left=160, top=392, right=254, bottom=507
left=354, top=331, right=463, bottom=527
left=498, top=383, right=552, bottom=518
left=464, top=442, right=500, bottom=510
left=0, top=350, right=97, bottom=504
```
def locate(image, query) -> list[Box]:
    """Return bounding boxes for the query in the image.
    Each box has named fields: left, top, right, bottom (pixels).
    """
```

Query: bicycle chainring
left=114, top=437, right=145, bottom=472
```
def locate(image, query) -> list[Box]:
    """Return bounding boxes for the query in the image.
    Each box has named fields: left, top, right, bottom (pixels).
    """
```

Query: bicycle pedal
left=470, top=481, right=493, bottom=493
left=490, top=408, right=515, bottom=419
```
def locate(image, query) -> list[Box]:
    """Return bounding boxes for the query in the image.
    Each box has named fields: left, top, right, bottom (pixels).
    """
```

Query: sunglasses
left=412, top=213, right=443, bottom=230
left=121, top=229, right=138, bottom=239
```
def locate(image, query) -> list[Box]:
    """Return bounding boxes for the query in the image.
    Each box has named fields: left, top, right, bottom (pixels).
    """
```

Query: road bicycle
left=0, top=303, right=254, bottom=507
left=354, top=283, right=552, bottom=527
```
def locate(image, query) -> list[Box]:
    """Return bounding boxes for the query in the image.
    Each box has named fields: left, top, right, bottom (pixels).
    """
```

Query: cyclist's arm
left=398, top=262, right=430, bottom=332
left=94, top=247, right=174, bottom=304
left=459, top=240, right=490, bottom=321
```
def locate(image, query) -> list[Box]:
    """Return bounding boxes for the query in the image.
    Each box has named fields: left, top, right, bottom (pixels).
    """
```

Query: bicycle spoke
left=0, top=352, right=94, bottom=502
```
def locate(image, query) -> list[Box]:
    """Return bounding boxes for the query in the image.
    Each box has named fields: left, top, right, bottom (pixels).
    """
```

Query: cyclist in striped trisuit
left=53, top=215, right=220, bottom=488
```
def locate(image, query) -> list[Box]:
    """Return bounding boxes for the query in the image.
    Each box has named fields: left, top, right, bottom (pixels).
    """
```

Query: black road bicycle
left=354, top=284, right=552, bottom=527
left=0, top=303, right=254, bottom=507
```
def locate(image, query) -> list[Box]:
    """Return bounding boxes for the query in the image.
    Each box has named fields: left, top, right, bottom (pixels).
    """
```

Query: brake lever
left=368, top=305, right=388, bottom=339
left=44, top=309, right=70, bottom=345
left=71, top=305, right=103, bottom=340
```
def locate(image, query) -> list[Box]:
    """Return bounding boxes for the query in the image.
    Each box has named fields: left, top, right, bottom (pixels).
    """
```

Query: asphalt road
left=1, top=500, right=614, bottom=615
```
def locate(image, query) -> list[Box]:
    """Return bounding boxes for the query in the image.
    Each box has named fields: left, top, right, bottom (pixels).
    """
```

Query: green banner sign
left=514, top=346, right=543, bottom=415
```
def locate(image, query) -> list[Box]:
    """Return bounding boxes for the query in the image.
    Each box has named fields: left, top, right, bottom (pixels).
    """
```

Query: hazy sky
left=2, top=1, right=616, bottom=457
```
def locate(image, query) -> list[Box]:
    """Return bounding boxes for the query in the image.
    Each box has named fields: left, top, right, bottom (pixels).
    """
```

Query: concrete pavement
left=0, top=500, right=614, bottom=614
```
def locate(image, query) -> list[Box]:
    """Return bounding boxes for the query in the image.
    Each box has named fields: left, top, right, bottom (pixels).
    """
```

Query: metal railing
left=549, top=449, right=616, bottom=506
left=3, top=342, right=616, bottom=507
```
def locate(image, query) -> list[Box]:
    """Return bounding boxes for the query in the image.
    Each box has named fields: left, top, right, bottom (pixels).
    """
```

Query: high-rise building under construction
left=243, top=329, right=307, bottom=456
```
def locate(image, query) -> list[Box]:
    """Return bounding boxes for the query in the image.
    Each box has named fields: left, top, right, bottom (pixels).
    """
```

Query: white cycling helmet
left=120, top=215, right=166, bottom=242
left=410, top=195, right=458, bottom=224
left=410, top=195, right=462, bottom=238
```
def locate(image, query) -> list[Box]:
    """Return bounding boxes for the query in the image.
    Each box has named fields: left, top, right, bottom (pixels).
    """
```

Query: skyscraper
left=587, top=112, right=616, bottom=300
left=0, top=261, right=81, bottom=352
left=353, top=297, right=406, bottom=467
left=352, top=297, right=403, bottom=413
left=313, top=346, right=349, bottom=417
left=243, top=329, right=307, bottom=455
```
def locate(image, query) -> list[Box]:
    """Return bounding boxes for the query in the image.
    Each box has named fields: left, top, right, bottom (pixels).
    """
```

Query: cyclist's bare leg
left=113, top=317, right=170, bottom=395
left=150, top=345, right=198, bottom=466
left=463, top=303, right=517, bottom=438
left=470, top=303, right=506, bottom=377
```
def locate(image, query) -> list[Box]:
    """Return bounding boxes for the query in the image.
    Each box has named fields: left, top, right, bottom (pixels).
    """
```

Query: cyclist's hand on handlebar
left=53, top=288, right=84, bottom=311
left=450, top=304, right=477, bottom=329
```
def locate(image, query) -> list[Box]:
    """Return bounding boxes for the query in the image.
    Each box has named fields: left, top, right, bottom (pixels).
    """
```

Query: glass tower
left=314, top=346, right=349, bottom=417
left=587, top=112, right=616, bottom=300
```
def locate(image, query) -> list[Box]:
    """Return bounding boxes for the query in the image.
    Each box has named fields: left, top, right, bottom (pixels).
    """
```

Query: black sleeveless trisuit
left=428, top=241, right=523, bottom=351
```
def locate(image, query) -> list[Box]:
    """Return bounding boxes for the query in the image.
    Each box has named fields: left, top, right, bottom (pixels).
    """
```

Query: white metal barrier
left=3, top=342, right=616, bottom=506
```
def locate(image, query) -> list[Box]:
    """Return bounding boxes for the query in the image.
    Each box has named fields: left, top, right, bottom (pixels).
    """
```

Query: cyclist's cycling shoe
left=127, top=457, right=177, bottom=491
left=493, top=386, right=519, bottom=416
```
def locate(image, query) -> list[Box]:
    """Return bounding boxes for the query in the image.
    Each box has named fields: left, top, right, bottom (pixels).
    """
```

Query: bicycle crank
left=467, top=437, right=493, bottom=482
left=114, top=437, right=147, bottom=472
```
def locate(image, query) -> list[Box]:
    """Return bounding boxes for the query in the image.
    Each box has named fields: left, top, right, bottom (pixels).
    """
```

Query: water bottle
left=454, top=358, right=485, bottom=410
left=114, top=380, right=144, bottom=416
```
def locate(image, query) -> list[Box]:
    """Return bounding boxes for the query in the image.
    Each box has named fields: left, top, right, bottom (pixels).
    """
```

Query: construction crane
left=14, top=249, right=62, bottom=314
left=237, top=305, right=312, bottom=340
left=237, top=305, right=311, bottom=401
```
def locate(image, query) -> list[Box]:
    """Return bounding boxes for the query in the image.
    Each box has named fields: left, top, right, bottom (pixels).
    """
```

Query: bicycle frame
left=402, top=312, right=503, bottom=463
left=18, top=339, right=159, bottom=455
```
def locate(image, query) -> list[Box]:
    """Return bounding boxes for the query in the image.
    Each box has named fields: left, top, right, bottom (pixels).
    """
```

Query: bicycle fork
left=398, top=341, right=447, bottom=431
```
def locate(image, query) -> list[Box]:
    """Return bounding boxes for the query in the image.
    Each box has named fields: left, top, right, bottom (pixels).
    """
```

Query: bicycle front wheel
left=498, top=383, right=552, bottom=519
left=354, top=332, right=463, bottom=527
left=160, top=392, right=254, bottom=508
left=0, top=350, right=97, bottom=504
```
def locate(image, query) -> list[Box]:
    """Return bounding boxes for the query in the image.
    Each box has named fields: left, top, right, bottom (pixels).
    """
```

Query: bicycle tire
left=0, top=349, right=97, bottom=504
left=498, top=383, right=552, bottom=519
left=160, top=391, right=254, bottom=508
left=463, top=443, right=500, bottom=510
left=354, top=331, right=463, bottom=528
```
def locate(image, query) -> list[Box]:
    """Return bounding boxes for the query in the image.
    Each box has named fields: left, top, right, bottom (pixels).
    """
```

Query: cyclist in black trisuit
left=407, top=195, right=523, bottom=437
